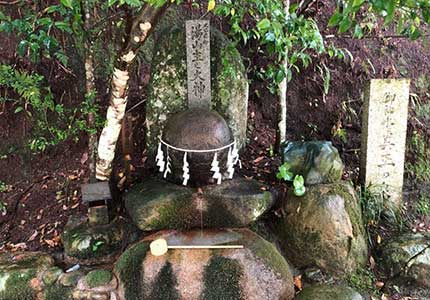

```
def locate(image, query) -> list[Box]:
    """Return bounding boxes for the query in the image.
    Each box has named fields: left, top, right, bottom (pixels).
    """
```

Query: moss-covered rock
left=274, top=182, right=368, bottom=277
left=123, top=178, right=274, bottom=231
left=45, top=284, right=73, bottom=300
left=379, top=233, right=430, bottom=287
left=61, top=216, right=139, bottom=265
left=295, top=284, right=363, bottom=300
left=146, top=24, right=248, bottom=157
left=0, top=252, right=63, bottom=300
left=281, top=141, right=344, bottom=185
left=114, top=228, right=294, bottom=300
left=85, top=270, right=113, bottom=288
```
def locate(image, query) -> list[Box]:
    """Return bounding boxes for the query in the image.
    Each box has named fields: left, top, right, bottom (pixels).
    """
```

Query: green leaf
left=293, top=175, right=305, bottom=189
left=352, top=0, right=365, bottom=8
left=384, top=0, right=396, bottom=25
left=339, top=17, right=352, bottom=33
left=353, top=24, right=364, bottom=38
left=294, top=186, right=306, bottom=197
left=257, top=18, right=271, bottom=32
left=107, top=0, right=117, bottom=6
left=328, top=12, right=342, bottom=27
left=277, top=163, right=294, bottom=181
left=14, top=106, right=23, bottom=113
left=55, top=21, right=72, bottom=33
left=60, top=0, right=73, bottom=9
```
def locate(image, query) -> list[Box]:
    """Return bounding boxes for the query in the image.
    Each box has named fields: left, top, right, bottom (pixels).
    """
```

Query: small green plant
left=414, top=193, right=430, bottom=216
left=0, top=202, right=7, bottom=216
left=92, top=240, right=105, bottom=252
left=406, top=132, right=430, bottom=183
left=333, top=127, right=348, bottom=143
left=348, top=267, right=379, bottom=296
left=0, top=64, right=103, bottom=153
left=0, top=181, right=6, bottom=193
left=360, top=185, right=401, bottom=246
left=277, top=162, right=306, bottom=196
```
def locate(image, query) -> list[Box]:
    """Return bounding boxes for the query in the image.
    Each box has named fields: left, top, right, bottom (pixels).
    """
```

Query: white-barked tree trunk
left=96, top=4, right=168, bottom=181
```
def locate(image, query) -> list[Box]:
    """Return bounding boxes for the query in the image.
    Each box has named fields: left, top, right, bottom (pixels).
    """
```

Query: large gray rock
left=380, top=233, right=430, bottom=287
left=295, top=284, right=363, bottom=300
left=274, top=182, right=368, bottom=276
left=114, top=228, right=295, bottom=300
left=281, top=141, right=344, bottom=185
left=61, top=216, right=139, bottom=265
left=124, top=177, right=274, bottom=231
left=146, top=25, right=248, bottom=156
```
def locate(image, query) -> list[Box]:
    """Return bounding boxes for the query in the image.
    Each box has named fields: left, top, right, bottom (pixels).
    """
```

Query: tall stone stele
left=145, top=19, right=249, bottom=157
left=361, top=79, right=410, bottom=209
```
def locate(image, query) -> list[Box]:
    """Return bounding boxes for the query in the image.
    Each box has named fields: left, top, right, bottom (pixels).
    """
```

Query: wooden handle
left=168, top=245, right=244, bottom=250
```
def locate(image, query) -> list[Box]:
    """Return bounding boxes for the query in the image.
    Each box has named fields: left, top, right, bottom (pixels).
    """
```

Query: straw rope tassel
left=163, top=149, right=172, bottom=178
left=232, top=142, right=241, bottom=169
left=182, top=152, right=190, bottom=186
left=155, top=142, right=165, bottom=172
left=226, top=146, right=235, bottom=179
left=211, top=152, right=222, bottom=184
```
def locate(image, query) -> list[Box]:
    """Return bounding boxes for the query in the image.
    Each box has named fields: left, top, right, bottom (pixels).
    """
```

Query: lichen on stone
left=202, top=256, right=244, bottom=300
left=0, top=270, right=36, bottom=300
left=114, top=243, right=148, bottom=300
left=148, top=262, right=179, bottom=300
left=85, top=269, right=113, bottom=288
left=44, top=284, right=73, bottom=300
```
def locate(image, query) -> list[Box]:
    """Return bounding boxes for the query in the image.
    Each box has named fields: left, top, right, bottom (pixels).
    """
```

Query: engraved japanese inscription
left=361, top=79, right=410, bottom=207
left=186, top=20, right=211, bottom=109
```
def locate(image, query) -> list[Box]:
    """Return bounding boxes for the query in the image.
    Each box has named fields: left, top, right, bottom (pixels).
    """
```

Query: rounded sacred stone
left=162, top=108, right=233, bottom=185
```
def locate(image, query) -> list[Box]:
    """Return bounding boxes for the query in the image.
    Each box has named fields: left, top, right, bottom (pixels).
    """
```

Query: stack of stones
left=118, top=173, right=295, bottom=299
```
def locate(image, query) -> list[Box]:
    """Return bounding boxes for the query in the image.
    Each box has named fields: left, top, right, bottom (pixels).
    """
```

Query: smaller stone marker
left=186, top=20, right=211, bottom=110
left=361, top=79, right=410, bottom=208
left=81, top=182, right=111, bottom=225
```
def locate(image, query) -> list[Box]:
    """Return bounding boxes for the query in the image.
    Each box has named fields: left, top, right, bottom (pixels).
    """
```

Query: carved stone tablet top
left=186, top=20, right=211, bottom=110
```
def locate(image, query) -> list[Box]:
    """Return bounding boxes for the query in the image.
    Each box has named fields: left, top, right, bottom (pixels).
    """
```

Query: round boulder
left=61, top=216, right=139, bottom=265
left=380, top=233, right=430, bottom=287
left=162, top=109, right=233, bottom=185
left=124, top=177, right=274, bottom=231
left=274, top=182, right=368, bottom=276
left=295, top=284, right=363, bottom=300
left=114, top=229, right=295, bottom=300
left=281, top=141, right=344, bottom=185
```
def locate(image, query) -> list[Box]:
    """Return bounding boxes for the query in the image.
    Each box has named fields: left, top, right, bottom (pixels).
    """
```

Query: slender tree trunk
left=84, top=0, right=97, bottom=180
left=277, top=0, right=290, bottom=152
left=96, top=3, right=168, bottom=181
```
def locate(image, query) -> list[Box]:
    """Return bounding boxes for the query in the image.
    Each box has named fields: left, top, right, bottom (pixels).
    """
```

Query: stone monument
left=361, top=78, right=410, bottom=208
left=154, top=20, right=240, bottom=186
left=186, top=20, right=211, bottom=109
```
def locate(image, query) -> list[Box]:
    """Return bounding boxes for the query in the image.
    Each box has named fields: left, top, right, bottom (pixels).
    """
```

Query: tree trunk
left=96, top=3, right=168, bottom=181
left=83, top=0, right=97, bottom=180
left=277, top=0, right=290, bottom=152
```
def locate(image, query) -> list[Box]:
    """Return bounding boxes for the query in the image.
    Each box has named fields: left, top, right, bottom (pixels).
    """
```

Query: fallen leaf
left=80, top=152, right=88, bottom=165
left=68, top=175, right=78, bottom=181
left=253, top=156, right=264, bottom=164
left=207, top=0, right=215, bottom=12
left=293, top=275, right=302, bottom=290
left=369, top=256, right=376, bottom=269
left=28, top=231, right=38, bottom=242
